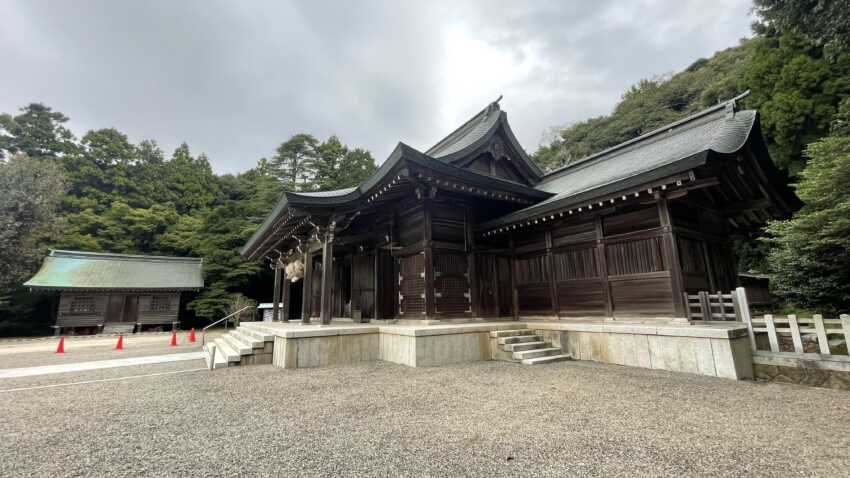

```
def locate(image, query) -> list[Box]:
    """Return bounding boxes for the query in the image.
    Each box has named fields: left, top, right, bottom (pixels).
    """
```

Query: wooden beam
left=595, top=215, right=613, bottom=317
left=466, top=207, right=479, bottom=318
left=280, top=263, right=291, bottom=321
left=721, top=198, right=772, bottom=215
left=423, top=199, right=436, bottom=318
left=545, top=230, right=560, bottom=318
left=656, top=193, right=687, bottom=318
left=319, top=226, right=336, bottom=325
left=301, top=250, right=313, bottom=324
left=272, top=259, right=282, bottom=322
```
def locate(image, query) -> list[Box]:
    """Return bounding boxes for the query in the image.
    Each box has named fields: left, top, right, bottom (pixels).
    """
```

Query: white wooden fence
left=686, top=288, right=850, bottom=373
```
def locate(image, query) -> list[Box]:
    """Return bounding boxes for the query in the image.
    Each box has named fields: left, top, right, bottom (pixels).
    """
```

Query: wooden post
left=301, top=250, right=313, bottom=324
left=698, top=291, right=711, bottom=321
left=594, top=215, right=613, bottom=318
left=272, top=259, right=282, bottom=322
left=373, top=246, right=381, bottom=321
left=734, top=287, right=757, bottom=351
left=764, top=314, right=780, bottom=352
left=281, top=263, right=291, bottom=321
left=320, top=225, right=336, bottom=325
left=841, top=315, right=850, bottom=355
left=813, top=314, right=830, bottom=354
left=465, top=207, right=479, bottom=318
left=656, top=193, right=686, bottom=317
left=509, top=235, right=519, bottom=321
left=423, top=200, right=436, bottom=319
left=545, top=230, right=559, bottom=318
left=787, top=314, right=803, bottom=353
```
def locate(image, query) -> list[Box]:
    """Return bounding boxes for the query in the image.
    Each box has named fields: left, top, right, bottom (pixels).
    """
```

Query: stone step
left=237, top=325, right=275, bottom=342
left=221, top=334, right=252, bottom=356
left=240, top=323, right=278, bottom=340
left=498, top=335, right=541, bottom=345
left=206, top=344, right=230, bottom=369
left=231, top=329, right=265, bottom=349
left=213, top=338, right=242, bottom=363
left=489, top=329, right=533, bottom=338
left=513, top=347, right=562, bottom=360
left=501, top=341, right=548, bottom=352
left=521, top=354, right=572, bottom=365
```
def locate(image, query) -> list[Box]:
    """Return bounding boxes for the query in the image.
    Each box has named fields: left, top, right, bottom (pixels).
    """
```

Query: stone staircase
left=489, top=328, right=571, bottom=365
left=204, top=322, right=276, bottom=369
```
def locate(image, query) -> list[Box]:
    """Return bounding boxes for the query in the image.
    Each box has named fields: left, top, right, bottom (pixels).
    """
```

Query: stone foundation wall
left=754, top=363, right=850, bottom=390
left=273, top=333, right=379, bottom=369
left=529, top=324, right=753, bottom=380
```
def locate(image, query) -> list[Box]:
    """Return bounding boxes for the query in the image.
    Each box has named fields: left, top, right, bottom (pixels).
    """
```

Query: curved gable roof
left=425, top=98, right=543, bottom=182
left=481, top=93, right=795, bottom=230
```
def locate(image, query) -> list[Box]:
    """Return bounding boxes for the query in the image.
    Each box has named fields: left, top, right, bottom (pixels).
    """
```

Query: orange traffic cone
left=189, top=328, right=196, bottom=343
left=115, top=334, right=124, bottom=351
left=55, top=336, right=65, bottom=354
left=170, top=330, right=178, bottom=347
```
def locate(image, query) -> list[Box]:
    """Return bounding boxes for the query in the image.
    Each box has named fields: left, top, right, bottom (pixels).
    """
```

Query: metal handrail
left=202, top=306, right=252, bottom=345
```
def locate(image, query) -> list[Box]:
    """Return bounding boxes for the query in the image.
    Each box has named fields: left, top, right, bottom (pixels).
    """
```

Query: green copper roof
left=23, top=250, right=204, bottom=291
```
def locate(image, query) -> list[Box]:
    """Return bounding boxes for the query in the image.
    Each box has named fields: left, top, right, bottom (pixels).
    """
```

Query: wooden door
left=476, top=255, right=498, bottom=316
left=122, top=295, right=139, bottom=323
left=352, top=254, right=375, bottom=320
left=497, top=256, right=513, bottom=317
left=106, top=294, right=125, bottom=322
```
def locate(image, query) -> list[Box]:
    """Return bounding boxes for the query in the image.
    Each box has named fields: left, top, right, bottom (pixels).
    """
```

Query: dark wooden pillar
left=509, top=235, right=519, bottom=320
left=280, top=263, right=291, bottom=321
left=545, top=230, right=560, bottom=318
left=320, top=225, right=336, bottom=324
left=373, top=246, right=381, bottom=320
left=595, top=215, right=614, bottom=317
left=301, top=250, right=312, bottom=324
left=423, top=200, right=436, bottom=319
left=272, top=258, right=282, bottom=322
left=656, top=193, right=686, bottom=317
left=465, top=207, right=479, bottom=317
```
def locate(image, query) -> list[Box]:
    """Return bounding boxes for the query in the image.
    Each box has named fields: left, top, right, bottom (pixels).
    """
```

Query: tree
left=532, top=42, right=753, bottom=172
left=0, top=153, right=67, bottom=291
left=271, top=133, right=318, bottom=191
left=742, top=33, right=850, bottom=175
left=162, top=143, right=219, bottom=213
left=312, top=136, right=377, bottom=190
left=753, top=0, right=850, bottom=54
left=0, top=103, right=76, bottom=159
left=764, top=114, right=850, bottom=312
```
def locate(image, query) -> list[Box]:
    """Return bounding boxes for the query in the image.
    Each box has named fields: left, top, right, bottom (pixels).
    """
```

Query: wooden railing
left=683, top=289, right=745, bottom=321
left=746, top=313, right=850, bottom=355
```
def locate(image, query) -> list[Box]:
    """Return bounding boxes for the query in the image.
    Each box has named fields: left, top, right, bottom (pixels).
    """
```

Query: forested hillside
left=0, top=107, right=376, bottom=336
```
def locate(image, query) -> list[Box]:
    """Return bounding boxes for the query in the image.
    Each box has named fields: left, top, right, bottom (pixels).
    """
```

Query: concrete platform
left=240, top=319, right=753, bottom=379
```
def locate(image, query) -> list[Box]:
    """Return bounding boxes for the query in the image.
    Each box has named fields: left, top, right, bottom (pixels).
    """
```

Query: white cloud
left=0, top=0, right=754, bottom=173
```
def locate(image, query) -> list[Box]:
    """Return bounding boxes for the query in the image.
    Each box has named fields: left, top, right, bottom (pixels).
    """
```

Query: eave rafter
left=481, top=172, right=699, bottom=238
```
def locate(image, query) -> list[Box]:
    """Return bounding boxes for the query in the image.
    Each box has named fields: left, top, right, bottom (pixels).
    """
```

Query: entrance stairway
left=204, top=322, right=276, bottom=369
left=490, top=328, right=571, bottom=365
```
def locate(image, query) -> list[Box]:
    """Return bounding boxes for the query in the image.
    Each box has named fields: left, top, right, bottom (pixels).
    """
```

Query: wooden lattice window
left=151, top=295, right=171, bottom=312
left=69, top=296, right=95, bottom=313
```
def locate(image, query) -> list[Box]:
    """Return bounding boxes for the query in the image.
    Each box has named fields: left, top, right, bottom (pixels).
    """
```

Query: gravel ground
left=1, top=359, right=849, bottom=477
left=0, top=331, right=224, bottom=369
left=0, top=342, right=203, bottom=369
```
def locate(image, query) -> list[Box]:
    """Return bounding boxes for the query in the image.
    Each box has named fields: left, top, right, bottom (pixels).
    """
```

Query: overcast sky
left=0, top=1, right=754, bottom=174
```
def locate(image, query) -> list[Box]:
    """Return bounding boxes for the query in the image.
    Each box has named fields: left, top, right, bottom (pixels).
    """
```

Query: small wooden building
left=24, top=250, right=204, bottom=334
left=242, top=94, right=800, bottom=324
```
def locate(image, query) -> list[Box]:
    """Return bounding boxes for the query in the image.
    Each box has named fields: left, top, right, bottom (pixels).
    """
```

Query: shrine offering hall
left=241, top=95, right=799, bottom=326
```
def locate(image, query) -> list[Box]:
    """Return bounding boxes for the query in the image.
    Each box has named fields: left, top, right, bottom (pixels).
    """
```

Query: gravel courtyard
left=2, top=358, right=849, bottom=477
